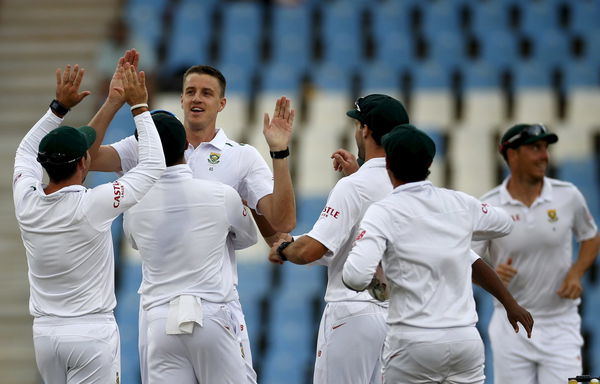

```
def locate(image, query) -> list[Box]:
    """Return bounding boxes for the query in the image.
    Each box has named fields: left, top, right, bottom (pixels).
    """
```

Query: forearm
left=281, top=235, right=327, bottom=265
left=569, top=234, right=600, bottom=278
left=88, top=99, right=123, bottom=161
left=472, top=258, right=518, bottom=308
left=266, top=158, right=296, bottom=233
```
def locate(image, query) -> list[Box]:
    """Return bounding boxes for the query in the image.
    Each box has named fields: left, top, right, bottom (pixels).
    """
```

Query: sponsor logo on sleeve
left=321, top=206, right=341, bottom=219
left=113, top=182, right=124, bottom=208
left=481, top=203, right=489, bottom=214
left=355, top=229, right=366, bottom=241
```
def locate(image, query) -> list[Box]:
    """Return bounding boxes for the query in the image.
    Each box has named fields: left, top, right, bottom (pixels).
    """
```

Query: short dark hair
left=42, top=154, right=85, bottom=183
left=385, top=155, right=431, bottom=183
left=182, top=65, right=227, bottom=97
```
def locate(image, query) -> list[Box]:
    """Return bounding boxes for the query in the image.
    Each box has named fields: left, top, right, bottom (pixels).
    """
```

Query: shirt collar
left=360, top=157, right=386, bottom=170
left=161, top=164, right=193, bottom=179
left=499, top=176, right=553, bottom=206
left=391, top=180, right=433, bottom=194
left=186, top=128, right=228, bottom=152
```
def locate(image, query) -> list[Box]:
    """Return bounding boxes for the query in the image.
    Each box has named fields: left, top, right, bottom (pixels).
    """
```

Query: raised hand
left=331, top=148, right=359, bottom=176
left=55, top=64, right=91, bottom=109
left=263, top=96, right=295, bottom=152
left=107, top=49, right=140, bottom=105
left=121, top=62, right=148, bottom=106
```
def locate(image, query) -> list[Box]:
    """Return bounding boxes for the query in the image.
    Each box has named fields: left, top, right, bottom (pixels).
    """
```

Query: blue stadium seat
left=478, top=30, right=519, bottom=72
left=373, top=31, right=415, bottom=72
left=427, top=32, right=466, bottom=72
left=519, top=1, right=560, bottom=35
left=163, top=2, right=212, bottom=75
left=370, top=0, right=412, bottom=41
left=125, top=0, right=167, bottom=51
left=270, top=5, right=311, bottom=71
left=557, top=158, right=599, bottom=219
left=529, top=29, right=570, bottom=70
left=360, top=60, right=401, bottom=95
left=218, top=63, right=254, bottom=97
left=310, top=63, right=352, bottom=93
left=238, top=261, right=272, bottom=348
left=582, top=33, right=600, bottom=66
left=259, top=62, right=304, bottom=94
left=470, top=2, right=509, bottom=35
left=421, top=1, right=461, bottom=37
left=570, top=1, right=600, bottom=36
left=462, top=60, right=501, bottom=90
left=320, top=1, right=363, bottom=70
left=512, top=59, right=552, bottom=90
left=219, top=2, right=263, bottom=69
left=412, top=61, right=451, bottom=90
left=563, top=59, right=600, bottom=91
left=278, top=263, right=326, bottom=300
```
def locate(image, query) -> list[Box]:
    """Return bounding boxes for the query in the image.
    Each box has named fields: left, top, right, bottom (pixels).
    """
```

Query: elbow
left=274, top=219, right=296, bottom=234
left=342, top=266, right=369, bottom=292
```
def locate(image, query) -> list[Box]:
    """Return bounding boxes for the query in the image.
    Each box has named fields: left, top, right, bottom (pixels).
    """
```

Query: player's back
left=123, top=164, right=246, bottom=310
left=16, top=185, right=116, bottom=318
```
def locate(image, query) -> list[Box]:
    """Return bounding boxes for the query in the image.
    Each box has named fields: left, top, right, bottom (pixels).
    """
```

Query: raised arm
left=14, top=64, right=91, bottom=178
left=257, top=96, right=296, bottom=233
left=88, top=49, right=139, bottom=172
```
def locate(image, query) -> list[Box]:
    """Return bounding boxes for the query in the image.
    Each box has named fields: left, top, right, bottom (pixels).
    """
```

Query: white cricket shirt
left=123, top=164, right=257, bottom=310
left=13, top=110, right=165, bottom=318
left=112, top=128, right=273, bottom=286
left=306, top=157, right=392, bottom=304
left=472, top=177, right=598, bottom=318
left=343, top=181, right=514, bottom=329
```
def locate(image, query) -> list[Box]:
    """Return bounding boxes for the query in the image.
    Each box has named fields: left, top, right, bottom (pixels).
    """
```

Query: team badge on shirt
left=208, top=152, right=221, bottom=164
left=547, top=209, right=558, bottom=222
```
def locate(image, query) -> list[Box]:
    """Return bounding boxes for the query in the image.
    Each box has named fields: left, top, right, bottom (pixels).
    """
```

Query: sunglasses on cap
left=500, top=124, right=547, bottom=152
left=354, top=97, right=363, bottom=113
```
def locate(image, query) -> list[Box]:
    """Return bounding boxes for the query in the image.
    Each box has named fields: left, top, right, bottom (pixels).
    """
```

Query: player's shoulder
left=547, top=177, right=576, bottom=190
left=479, top=185, right=502, bottom=202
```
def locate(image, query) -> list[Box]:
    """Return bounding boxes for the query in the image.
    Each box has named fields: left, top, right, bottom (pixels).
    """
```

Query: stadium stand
left=3, top=1, right=600, bottom=383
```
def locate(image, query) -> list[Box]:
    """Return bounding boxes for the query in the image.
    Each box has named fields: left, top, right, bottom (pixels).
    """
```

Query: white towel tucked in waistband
left=166, top=295, right=203, bottom=335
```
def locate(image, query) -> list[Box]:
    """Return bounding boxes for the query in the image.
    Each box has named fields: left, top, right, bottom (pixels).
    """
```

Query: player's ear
left=218, top=97, right=226, bottom=112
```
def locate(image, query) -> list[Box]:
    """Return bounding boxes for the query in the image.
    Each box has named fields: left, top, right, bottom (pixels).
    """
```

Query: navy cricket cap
left=346, top=94, right=409, bottom=136
left=37, top=125, right=96, bottom=165
left=151, top=110, right=187, bottom=165
left=382, top=124, right=436, bottom=170
left=499, top=123, right=558, bottom=156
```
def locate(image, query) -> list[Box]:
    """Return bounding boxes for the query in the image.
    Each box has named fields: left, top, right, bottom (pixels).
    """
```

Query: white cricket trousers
left=145, top=301, right=246, bottom=384
left=313, top=301, right=388, bottom=384
left=382, top=325, right=485, bottom=384
left=489, top=307, right=583, bottom=384
left=139, top=298, right=257, bottom=383
left=33, top=313, right=120, bottom=384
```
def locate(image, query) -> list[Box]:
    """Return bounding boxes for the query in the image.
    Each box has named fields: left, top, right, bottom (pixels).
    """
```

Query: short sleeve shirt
left=472, top=177, right=598, bottom=317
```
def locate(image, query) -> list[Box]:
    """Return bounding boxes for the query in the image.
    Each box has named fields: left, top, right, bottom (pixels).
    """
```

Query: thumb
left=263, top=113, right=270, bottom=129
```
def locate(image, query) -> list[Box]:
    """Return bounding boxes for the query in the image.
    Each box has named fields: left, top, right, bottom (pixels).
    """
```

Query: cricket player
left=89, top=58, right=295, bottom=382
left=122, top=110, right=257, bottom=383
left=472, top=123, right=600, bottom=383
left=342, top=124, right=534, bottom=384
left=269, top=94, right=409, bottom=384
left=12, top=62, right=165, bottom=383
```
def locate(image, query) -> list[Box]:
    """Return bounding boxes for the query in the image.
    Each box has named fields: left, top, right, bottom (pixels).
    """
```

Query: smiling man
left=472, top=123, right=600, bottom=384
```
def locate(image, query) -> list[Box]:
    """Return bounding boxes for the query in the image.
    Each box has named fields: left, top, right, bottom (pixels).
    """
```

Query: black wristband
left=277, top=240, right=293, bottom=261
left=50, top=99, right=69, bottom=116
left=270, top=147, right=290, bottom=159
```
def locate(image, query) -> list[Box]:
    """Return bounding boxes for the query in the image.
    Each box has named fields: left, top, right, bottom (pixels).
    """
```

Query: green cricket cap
left=37, top=125, right=96, bottom=165
left=346, top=94, right=409, bottom=136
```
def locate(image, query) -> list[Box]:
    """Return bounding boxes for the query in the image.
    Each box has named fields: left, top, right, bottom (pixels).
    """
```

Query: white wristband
left=130, top=103, right=149, bottom=111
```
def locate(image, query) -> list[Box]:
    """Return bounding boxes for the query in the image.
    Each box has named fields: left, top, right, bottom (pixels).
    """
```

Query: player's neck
left=44, top=176, right=83, bottom=195
left=506, top=174, right=543, bottom=207
left=364, top=143, right=385, bottom=161
left=185, top=123, right=217, bottom=148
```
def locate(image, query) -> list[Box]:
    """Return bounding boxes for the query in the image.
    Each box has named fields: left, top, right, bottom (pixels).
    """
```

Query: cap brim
left=523, top=133, right=558, bottom=146
left=77, top=126, right=97, bottom=150
left=346, top=109, right=361, bottom=121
